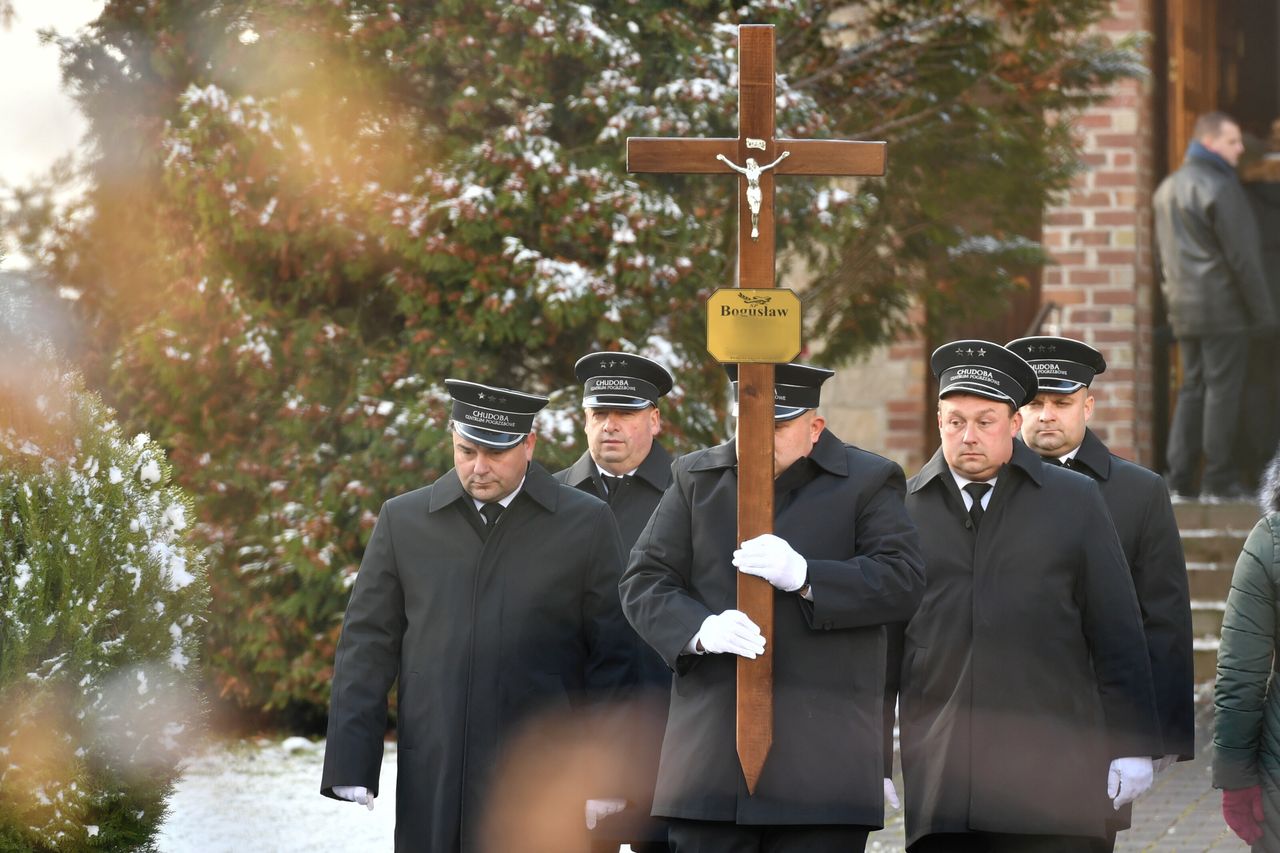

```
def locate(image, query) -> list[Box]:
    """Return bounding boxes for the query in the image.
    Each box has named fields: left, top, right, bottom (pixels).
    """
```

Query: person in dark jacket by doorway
left=556, top=351, right=675, bottom=853
left=320, top=378, right=636, bottom=852
left=1154, top=111, right=1277, bottom=502
left=888, top=341, right=1162, bottom=852
left=621, top=362, right=925, bottom=853
left=1009, top=335, right=1195, bottom=851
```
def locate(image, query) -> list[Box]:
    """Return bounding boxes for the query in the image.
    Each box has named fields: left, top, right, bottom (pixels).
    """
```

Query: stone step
left=1173, top=500, right=1262, bottom=532
left=1190, top=600, right=1226, bottom=637
left=1186, top=562, right=1235, bottom=600
left=1179, top=530, right=1253, bottom=565
left=1193, top=639, right=1219, bottom=683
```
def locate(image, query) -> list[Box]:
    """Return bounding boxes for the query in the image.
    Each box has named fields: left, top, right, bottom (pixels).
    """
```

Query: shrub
left=0, top=284, right=207, bottom=851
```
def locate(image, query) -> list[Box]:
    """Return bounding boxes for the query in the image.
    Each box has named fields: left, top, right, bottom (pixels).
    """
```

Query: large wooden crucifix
left=627, top=25, right=885, bottom=793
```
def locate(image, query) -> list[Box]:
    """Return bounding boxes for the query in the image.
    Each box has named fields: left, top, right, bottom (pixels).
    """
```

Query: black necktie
left=602, top=474, right=625, bottom=497
left=480, top=502, right=504, bottom=532
left=964, top=482, right=992, bottom=529
left=1050, top=456, right=1075, bottom=470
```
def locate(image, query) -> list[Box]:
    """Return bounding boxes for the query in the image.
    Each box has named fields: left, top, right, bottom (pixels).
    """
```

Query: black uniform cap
left=445, top=379, right=548, bottom=449
left=574, top=351, right=674, bottom=409
left=931, top=340, right=1037, bottom=409
left=725, top=362, right=836, bottom=422
left=1005, top=336, right=1107, bottom=394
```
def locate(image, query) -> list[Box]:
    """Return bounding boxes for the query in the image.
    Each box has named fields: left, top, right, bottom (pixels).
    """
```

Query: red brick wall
left=1041, top=0, right=1157, bottom=466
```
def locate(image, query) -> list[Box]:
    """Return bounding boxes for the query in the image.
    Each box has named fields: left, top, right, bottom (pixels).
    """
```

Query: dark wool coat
left=1213, top=451, right=1280, bottom=849
left=555, top=442, right=673, bottom=844
left=1071, top=428, right=1195, bottom=761
left=320, top=461, right=635, bottom=852
left=556, top=442, right=673, bottom=559
left=894, top=442, right=1161, bottom=846
left=620, top=429, right=925, bottom=826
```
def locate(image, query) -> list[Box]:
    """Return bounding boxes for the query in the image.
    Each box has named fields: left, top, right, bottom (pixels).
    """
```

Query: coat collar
left=560, top=451, right=600, bottom=490
left=561, top=442, right=674, bottom=493
left=688, top=428, right=849, bottom=477
left=910, top=437, right=1046, bottom=494
left=1186, top=140, right=1236, bottom=176
left=635, top=441, right=675, bottom=489
left=428, top=460, right=559, bottom=513
left=1072, top=428, right=1113, bottom=480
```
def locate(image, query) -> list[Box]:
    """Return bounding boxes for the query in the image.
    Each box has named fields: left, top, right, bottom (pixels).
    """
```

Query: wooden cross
left=627, top=24, right=885, bottom=793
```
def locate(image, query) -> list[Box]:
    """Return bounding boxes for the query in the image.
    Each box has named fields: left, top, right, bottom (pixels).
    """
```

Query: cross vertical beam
left=626, top=24, right=886, bottom=795
left=731, top=25, right=778, bottom=796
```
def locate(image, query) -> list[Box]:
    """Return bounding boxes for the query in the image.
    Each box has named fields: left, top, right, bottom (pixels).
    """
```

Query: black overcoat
left=320, top=461, right=635, bottom=852
left=894, top=442, right=1161, bottom=846
left=1071, top=428, right=1194, bottom=760
left=619, top=429, right=925, bottom=826
left=556, top=442, right=673, bottom=557
left=555, top=443, right=674, bottom=843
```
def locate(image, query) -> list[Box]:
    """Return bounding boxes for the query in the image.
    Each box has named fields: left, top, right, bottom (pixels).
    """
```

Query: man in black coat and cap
left=320, top=378, right=636, bottom=852
left=888, top=341, right=1162, bottom=852
left=556, top=351, right=676, bottom=853
left=621, top=362, right=925, bottom=853
left=1009, top=334, right=1194, bottom=851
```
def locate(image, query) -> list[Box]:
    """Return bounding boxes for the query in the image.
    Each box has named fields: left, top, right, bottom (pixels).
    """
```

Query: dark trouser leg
left=761, top=825, right=869, bottom=853
left=1085, top=824, right=1118, bottom=852
left=668, top=820, right=757, bottom=853
left=1199, top=333, right=1250, bottom=493
left=911, top=832, right=1097, bottom=853
left=1238, top=339, right=1280, bottom=485
left=669, top=820, right=868, bottom=853
left=1166, top=337, right=1205, bottom=492
left=910, top=834, right=985, bottom=853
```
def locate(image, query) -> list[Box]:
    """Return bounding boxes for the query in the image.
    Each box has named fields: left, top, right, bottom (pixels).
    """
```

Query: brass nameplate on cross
left=706, top=288, right=802, bottom=364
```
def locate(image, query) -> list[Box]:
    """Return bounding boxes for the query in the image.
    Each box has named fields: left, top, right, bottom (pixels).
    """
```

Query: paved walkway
left=868, top=686, right=1246, bottom=851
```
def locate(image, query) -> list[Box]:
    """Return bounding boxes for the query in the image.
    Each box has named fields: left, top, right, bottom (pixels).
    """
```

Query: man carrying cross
left=621, top=24, right=919, bottom=850
left=619, top=362, right=925, bottom=852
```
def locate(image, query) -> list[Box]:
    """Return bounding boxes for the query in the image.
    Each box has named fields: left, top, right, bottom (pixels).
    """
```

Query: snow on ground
left=156, top=737, right=397, bottom=852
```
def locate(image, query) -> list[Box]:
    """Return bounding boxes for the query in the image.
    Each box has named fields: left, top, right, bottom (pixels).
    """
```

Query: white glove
left=732, top=533, right=807, bottom=592
left=884, top=778, right=900, bottom=810
left=585, top=797, right=627, bottom=829
left=333, top=785, right=376, bottom=811
left=694, top=610, right=766, bottom=658
left=1107, top=756, right=1153, bottom=809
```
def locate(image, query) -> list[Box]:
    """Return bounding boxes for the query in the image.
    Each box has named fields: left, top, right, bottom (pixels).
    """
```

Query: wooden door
left=1166, top=0, right=1217, bottom=167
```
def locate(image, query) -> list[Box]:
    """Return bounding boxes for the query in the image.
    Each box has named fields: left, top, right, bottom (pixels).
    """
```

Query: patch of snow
left=156, top=738, right=398, bottom=851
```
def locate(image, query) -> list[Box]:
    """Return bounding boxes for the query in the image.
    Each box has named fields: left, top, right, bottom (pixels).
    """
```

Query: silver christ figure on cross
left=716, top=150, right=791, bottom=240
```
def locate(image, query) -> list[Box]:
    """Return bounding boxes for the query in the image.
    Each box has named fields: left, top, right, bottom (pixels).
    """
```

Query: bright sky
left=0, top=0, right=102, bottom=269
left=0, top=0, right=101, bottom=186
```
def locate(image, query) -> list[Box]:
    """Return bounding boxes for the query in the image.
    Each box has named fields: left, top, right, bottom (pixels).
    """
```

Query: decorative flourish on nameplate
left=715, top=150, right=791, bottom=240
left=745, top=138, right=767, bottom=151
left=738, top=292, right=769, bottom=306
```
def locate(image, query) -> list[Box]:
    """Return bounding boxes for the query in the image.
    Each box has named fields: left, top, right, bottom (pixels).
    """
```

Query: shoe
left=1200, top=483, right=1252, bottom=504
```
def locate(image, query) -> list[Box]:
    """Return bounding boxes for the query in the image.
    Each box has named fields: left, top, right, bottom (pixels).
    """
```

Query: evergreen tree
left=0, top=277, right=207, bottom=851
left=5, top=0, right=1139, bottom=719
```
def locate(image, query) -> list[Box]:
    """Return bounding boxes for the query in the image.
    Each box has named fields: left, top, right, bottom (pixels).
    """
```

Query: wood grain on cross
left=627, top=24, right=886, bottom=793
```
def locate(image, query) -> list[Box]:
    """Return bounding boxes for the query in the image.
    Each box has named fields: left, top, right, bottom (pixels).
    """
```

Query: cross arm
left=627, top=138, right=739, bottom=174
left=775, top=139, right=886, bottom=177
